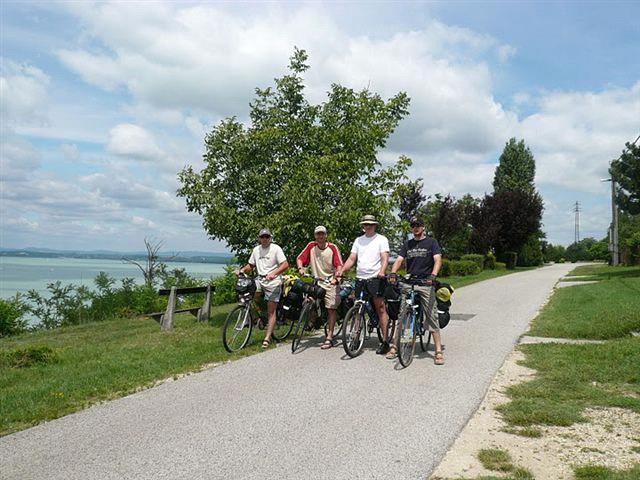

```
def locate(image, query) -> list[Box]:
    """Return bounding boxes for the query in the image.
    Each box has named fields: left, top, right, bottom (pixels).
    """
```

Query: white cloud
left=57, top=3, right=517, bottom=161
left=56, top=49, right=121, bottom=91
left=107, top=123, right=164, bottom=160
left=0, top=134, right=42, bottom=181
left=520, top=82, right=640, bottom=192
left=131, top=215, right=156, bottom=229
left=0, top=61, right=50, bottom=125
left=184, top=116, right=207, bottom=139
left=80, top=171, right=182, bottom=211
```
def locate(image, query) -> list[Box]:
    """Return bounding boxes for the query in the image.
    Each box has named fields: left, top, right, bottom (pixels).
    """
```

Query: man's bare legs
left=263, top=300, right=278, bottom=345
left=432, top=329, right=444, bottom=364
left=373, top=296, right=389, bottom=341
left=326, top=308, right=337, bottom=340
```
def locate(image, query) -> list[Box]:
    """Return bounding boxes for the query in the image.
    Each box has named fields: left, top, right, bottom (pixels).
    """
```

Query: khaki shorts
left=255, top=278, right=282, bottom=302
left=399, top=283, right=439, bottom=332
left=320, top=283, right=340, bottom=310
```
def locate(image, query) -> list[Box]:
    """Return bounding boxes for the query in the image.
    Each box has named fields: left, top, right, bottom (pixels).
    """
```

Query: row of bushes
left=439, top=253, right=509, bottom=278
left=1, top=250, right=520, bottom=337
left=0, top=265, right=239, bottom=338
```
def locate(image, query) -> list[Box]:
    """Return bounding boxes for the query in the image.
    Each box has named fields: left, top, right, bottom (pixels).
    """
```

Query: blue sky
left=1, top=1, right=639, bottom=253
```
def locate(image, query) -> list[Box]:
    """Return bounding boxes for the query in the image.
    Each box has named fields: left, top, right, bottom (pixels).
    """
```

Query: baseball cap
left=258, top=228, right=272, bottom=237
left=314, top=225, right=327, bottom=234
left=410, top=216, right=425, bottom=227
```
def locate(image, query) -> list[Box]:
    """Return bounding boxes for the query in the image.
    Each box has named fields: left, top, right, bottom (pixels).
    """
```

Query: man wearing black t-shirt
left=388, top=217, right=445, bottom=364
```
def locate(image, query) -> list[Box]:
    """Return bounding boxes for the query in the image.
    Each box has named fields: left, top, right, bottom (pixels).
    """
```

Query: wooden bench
left=148, top=285, right=214, bottom=331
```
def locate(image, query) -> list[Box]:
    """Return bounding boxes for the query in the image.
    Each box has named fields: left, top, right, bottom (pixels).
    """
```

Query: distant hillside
left=0, top=248, right=235, bottom=264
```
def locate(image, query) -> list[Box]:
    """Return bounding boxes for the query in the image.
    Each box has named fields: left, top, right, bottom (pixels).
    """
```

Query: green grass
left=501, top=426, right=543, bottom=438
left=527, top=266, right=640, bottom=340
left=574, top=464, right=640, bottom=480
left=497, top=338, right=640, bottom=427
left=478, top=448, right=515, bottom=472
left=0, top=303, right=272, bottom=436
left=474, top=448, right=535, bottom=479
left=566, top=264, right=640, bottom=279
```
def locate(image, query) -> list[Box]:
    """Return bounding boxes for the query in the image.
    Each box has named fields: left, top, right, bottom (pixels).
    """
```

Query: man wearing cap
left=338, top=215, right=392, bottom=355
left=296, top=226, right=343, bottom=349
left=388, top=217, right=444, bottom=364
left=238, top=228, right=289, bottom=348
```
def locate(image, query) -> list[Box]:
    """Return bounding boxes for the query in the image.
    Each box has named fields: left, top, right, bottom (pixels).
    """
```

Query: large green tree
left=472, top=190, right=544, bottom=257
left=421, top=194, right=475, bottom=258
left=490, top=138, right=544, bottom=261
left=610, top=141, right=640, bottom=215
left=493, top=138, right=536, bottom=194
left=619, top=212, right=640, bottom=265
left=178, top=48, right=411, bottom=261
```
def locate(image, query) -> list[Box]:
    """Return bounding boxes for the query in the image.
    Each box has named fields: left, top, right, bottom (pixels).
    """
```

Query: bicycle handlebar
left=394, top=275, right=432, bottom=286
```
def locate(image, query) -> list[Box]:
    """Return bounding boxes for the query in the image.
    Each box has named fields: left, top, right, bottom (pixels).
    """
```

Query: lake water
left=0, top=256, right=228, bottom=299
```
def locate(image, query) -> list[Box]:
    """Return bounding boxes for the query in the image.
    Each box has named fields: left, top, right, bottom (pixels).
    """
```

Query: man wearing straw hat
left=338, top=215, right=392, bottom=355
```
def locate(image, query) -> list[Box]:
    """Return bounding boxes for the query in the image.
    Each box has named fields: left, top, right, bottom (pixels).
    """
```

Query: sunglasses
left=411, top=224, right=423, bottom=228
left=259, top=235, right=271, bottom=239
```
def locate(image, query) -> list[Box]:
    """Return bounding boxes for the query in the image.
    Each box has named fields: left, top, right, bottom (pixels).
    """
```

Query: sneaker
left=376, top=341, right=390, bottom=355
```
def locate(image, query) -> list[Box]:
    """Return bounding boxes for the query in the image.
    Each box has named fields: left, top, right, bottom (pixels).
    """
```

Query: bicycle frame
left=400, top=284, right=424, bottom=338
left=291, top=276, right=334, bottom=353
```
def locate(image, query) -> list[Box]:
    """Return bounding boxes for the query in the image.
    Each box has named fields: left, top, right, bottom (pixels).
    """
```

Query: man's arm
left=296, top=242, right=314, bottom=274
left=238, top=263, right=254, bottom=275
left=431, top=254, right=443, bottom=277
left=391, top=255, right=404, bottom=274
left=339, top=252, right=357, bottom=277
left=266, top=260, right=289, bottom=281
left=378, top=251, right=389, bottom=278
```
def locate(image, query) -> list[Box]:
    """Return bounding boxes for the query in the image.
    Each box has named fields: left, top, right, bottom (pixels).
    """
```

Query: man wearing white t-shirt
left=238, top=228, right=289, bottom=348
left=338, top=215, right=391, bottom=354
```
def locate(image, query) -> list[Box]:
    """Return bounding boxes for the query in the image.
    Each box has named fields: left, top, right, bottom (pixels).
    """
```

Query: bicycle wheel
left=420, top=331, right=432, bottom=352
left=222, top=305, right=253, bottom=353
left=272, top=306, right=295, bottom=341
left=291, top=303, right=312, bottom=353
left=397, top=310, right=417, bottom=368
left=342, top=305, right=366, bottom=358
left=376, top=316, right=396, bottom=344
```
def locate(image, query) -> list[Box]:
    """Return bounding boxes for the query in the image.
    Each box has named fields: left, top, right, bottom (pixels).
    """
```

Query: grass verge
left=0, top=304, right=259, bottom=436
left=499, top=265, right=640, bottom=428
left=566, top=264, right=640, bottom=279
left=574, top=464, right=640, bottom=480
left=527, top=265, right=640, bottom=340
left=497, top=338, right=640, bottom=426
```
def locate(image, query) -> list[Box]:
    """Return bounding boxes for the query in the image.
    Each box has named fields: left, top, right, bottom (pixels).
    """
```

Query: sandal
left=434, top=351, right=445, bottom=365
left=385, top=345, right=397, bottom=359
left=321, top=339, right=333, bottom=350
left=262, top=338, right=271, bottom=349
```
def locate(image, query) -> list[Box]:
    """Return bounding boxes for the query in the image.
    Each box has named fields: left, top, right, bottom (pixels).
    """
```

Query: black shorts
left=355, top=277, right=386, bottom=299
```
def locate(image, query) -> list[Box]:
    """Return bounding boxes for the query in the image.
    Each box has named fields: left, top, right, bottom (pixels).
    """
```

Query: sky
left=1, top=0, right=639, bottom=253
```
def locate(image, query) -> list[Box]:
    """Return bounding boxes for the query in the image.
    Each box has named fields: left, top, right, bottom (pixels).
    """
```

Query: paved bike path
left=0, top=264, right=573, bottom=480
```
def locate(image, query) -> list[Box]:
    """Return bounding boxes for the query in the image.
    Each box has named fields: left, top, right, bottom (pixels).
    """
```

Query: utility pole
left=573, top=201, right=580, bottom=244
left=602, top=172, right=620, bottom=266
left=610, top=177, right=620, bottom=266
left=601, top=133, right=638, bottom=267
